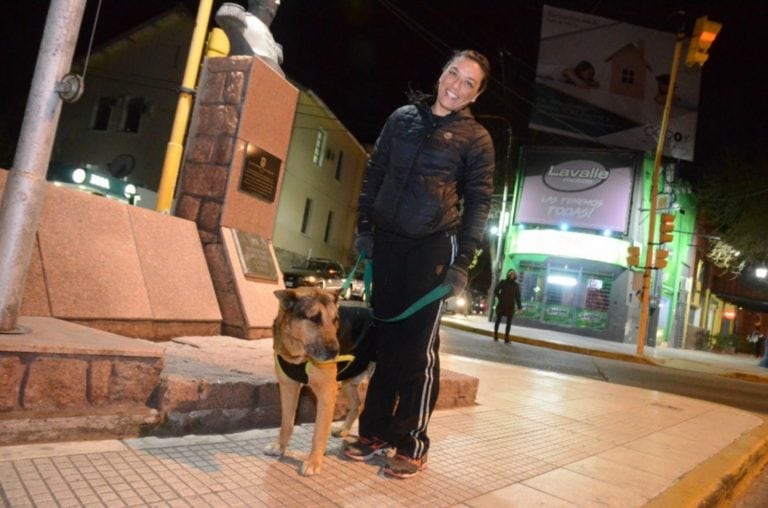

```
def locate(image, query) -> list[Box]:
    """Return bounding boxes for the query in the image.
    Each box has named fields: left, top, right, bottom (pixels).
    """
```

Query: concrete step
left=0, top=317, right=165, bottom=445
left=1, top=329, right=479, bottom=444
left=151, top=336, right=479, bottom=436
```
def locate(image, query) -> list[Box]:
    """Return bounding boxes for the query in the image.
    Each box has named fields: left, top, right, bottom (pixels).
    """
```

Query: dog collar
left=276, top=353, right=357, bottom=384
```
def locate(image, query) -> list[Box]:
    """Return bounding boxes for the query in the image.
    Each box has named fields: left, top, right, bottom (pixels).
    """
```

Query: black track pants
left=359, top=230, right=455, bottom=459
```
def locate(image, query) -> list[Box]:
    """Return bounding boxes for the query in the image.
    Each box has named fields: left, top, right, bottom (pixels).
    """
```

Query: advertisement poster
left=515, top=148, right=638, bottom=234
left=531, top=5, right=702, bottom=161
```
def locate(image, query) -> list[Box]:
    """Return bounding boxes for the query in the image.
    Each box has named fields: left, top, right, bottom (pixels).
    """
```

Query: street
left=440, top=325, right=768, bottom=415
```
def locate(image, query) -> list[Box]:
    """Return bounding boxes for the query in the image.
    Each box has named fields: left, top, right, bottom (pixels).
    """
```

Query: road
left=439, top=325, right=768, bottom=415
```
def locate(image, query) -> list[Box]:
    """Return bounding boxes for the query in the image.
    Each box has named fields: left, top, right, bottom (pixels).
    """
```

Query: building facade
left=271, top=89, right=367, bottom=271
left=499, top=146, right=697, bottom=347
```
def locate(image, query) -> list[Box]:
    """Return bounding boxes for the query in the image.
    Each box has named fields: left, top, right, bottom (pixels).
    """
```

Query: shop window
left=518, top=262, right=546, bottom=319
left=518, top=261, right=614, bottom=331
left=542, top=265, right=581, bottom=326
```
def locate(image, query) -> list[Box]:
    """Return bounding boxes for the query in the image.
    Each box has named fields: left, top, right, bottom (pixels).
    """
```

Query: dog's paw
left=300, top=458, right=323, bottom=476
left=264, top=442, right=285, bottom=457
left=331, top=424, right=350, bottom=438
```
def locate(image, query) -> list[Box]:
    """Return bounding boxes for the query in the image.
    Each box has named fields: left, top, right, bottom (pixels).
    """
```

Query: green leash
left=342, top=253, right=452, bottom=323
left=374, top=283, right=451, bottom=322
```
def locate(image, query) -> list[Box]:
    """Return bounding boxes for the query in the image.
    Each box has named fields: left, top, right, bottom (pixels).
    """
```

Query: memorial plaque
left=240, top=143, right=281, bottom=202
left=233, top=229, right=280, bottom=282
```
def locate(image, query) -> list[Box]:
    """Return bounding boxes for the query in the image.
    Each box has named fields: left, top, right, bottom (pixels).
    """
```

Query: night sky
left=1, top=0, right=766, bottom=174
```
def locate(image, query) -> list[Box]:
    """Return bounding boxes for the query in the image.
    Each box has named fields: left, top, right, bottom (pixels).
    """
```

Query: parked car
left=282, top=258, right=346, bottom=291
left=344, top=268, right=367, bottom=301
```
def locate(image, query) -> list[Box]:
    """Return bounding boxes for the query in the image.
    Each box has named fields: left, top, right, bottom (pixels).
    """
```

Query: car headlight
left=305, top=276, right=317, bottom=283
left=456, top=296, right=467, bottom=307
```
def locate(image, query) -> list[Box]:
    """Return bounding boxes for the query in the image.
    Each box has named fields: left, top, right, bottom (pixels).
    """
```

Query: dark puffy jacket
left=357, top=99, right=495, bottom=268
left=494, top=279, right=522, bottom=317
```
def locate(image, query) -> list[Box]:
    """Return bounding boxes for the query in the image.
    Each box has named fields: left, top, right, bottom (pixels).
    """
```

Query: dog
left=264, top=286, right=376, bottom=475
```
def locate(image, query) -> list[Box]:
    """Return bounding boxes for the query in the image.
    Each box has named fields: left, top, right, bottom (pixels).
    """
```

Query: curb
left=645, top=419, right=768, bottom=507
left=441, top=319, right=768, bottom=383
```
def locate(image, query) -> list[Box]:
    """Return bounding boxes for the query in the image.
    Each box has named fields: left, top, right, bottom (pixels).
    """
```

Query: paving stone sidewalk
left=1, top=352, right=766, bottom=507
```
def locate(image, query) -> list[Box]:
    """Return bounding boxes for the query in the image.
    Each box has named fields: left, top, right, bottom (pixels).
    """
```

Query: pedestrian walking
left=493, top=269, right=522, bottom=343
left=748, top=327, right=765, bottom=358
left=344, top=49, right=495, bottom=479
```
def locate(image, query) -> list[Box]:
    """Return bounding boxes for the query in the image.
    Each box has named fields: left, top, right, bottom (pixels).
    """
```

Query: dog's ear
left=274, top=289, right=298, bottom=310
left=329, top=288, right=342, bottom=303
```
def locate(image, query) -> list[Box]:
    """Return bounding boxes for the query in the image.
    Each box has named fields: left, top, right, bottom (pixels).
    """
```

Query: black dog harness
left=277, top=305, right=377, bottom=385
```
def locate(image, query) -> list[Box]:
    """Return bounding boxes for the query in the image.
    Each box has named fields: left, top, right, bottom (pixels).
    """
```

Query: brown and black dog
left=264, top=287, right=376, bottom=475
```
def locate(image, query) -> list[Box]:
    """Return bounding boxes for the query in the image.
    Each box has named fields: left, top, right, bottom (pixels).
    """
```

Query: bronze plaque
left=233, top=229, right=279, bottom=282
left=240, top=143, right=281, bottom=202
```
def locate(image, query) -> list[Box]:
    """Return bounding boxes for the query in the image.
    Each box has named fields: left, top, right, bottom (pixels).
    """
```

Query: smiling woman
left=346, top=49, right=495, bottom=479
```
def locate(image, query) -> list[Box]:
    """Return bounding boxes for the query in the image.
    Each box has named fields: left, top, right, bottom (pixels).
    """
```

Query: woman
left=344, top=49, right=495, bottom=479
left=494, top=269, right=522, bottom=343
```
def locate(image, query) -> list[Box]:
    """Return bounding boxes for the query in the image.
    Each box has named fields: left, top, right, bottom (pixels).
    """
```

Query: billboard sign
left=531, top=5, right=702, bottom=161
left=515, top=148, right=638, bottom=234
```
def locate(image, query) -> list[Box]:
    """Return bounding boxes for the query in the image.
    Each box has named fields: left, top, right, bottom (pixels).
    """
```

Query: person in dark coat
left=494, top=269, right=522, bottom=343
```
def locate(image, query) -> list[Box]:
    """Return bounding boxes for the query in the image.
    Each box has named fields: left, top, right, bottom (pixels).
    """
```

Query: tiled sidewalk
left=1, top=353, right=765, bottom=507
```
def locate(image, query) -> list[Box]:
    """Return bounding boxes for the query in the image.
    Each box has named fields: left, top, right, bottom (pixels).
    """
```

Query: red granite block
left=24, top=357, right=88, bottom=410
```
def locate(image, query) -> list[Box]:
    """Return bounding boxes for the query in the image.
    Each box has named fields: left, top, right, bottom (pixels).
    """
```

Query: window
left=301, top=198, right=313, bottom=234
left=91, top=97, right=113, bottom=131
left=518, top=261, right=614, bottom=330
left=335, top=150, right=344, bottom=181
left=312, top=128, right=327, bottom=166
left=620, top=68, right=635, bottom=85
left=324, top=211, right=334, bottom=243
left=122, top=97, right=145, bottom=133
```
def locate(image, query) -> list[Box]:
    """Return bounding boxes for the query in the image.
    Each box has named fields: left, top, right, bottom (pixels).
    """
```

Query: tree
left=695, top=142, right=768, bottom=269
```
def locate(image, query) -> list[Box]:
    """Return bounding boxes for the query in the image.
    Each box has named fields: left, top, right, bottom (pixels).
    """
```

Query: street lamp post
left=476, top=116, right=513, bottom=322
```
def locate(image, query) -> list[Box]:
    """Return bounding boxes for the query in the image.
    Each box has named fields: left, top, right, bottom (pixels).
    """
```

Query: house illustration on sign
left=604, top=42, right=653, bottom=100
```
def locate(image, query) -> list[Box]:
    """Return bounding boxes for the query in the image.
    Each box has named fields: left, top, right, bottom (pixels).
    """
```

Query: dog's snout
left=307, top=337, right=340, bottom=361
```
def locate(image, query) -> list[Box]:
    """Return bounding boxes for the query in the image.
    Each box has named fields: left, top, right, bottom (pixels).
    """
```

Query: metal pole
left=476, top=116, right=513, bottom=321
left=636, top=33, right=684, bottom=355
left=155, top=0, right=215, bottom=214
left=0, top=0, right=88, bottom=332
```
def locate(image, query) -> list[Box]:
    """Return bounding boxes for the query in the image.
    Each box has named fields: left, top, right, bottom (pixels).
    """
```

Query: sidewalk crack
left=592, top=359, right=609, bottom=381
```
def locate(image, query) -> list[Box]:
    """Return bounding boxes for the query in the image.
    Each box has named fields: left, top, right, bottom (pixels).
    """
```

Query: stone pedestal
left=176, top=56, right=298, bottom=339
left=0, top=316, right=164, bottom=444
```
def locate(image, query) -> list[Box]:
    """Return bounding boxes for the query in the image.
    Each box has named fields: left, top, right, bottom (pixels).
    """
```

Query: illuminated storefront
left=501, top=147, right=644, bottom=341
left=499, top=146, right=696, bottom=344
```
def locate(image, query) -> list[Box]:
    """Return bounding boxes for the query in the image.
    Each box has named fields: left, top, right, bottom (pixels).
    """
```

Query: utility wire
left=377, top=0, right=614, bottom=149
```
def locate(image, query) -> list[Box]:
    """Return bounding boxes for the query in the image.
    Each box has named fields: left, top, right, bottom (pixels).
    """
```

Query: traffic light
left=685, top=16, right=722, bottom=67
left=627, top=245, right=641, bottom=267
left=659, top=213, right=675, bottom=243
left=655, top=248, right=669, bottom=270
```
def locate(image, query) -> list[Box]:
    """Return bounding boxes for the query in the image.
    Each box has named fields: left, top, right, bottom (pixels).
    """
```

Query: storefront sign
left=516, top=148, right=637, bottom=234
